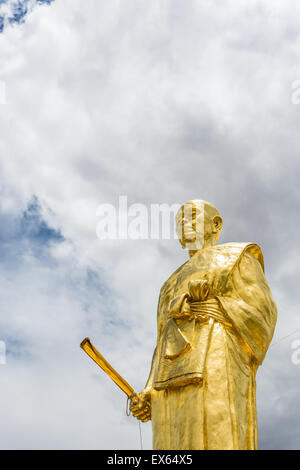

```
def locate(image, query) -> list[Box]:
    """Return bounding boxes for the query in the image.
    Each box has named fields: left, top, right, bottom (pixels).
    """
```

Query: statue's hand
left=129, top=389, right=151, bottom=422
left=188, top=279, right=210, bottom=301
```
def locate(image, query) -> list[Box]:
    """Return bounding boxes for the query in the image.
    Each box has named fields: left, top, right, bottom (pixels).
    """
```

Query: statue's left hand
left=129, top=389, right=151, bottom=422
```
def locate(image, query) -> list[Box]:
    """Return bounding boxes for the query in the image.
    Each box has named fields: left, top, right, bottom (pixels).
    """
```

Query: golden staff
left=80, top=337, right=135, bottom=398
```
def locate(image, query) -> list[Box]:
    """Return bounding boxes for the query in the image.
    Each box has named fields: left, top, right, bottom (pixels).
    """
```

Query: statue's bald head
left=175, top=200, right=223, bottom=251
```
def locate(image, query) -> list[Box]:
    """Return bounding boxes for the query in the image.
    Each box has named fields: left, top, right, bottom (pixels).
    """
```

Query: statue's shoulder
left=159, top=243, right=264, bottom=296
left=214, top=242, right=264, bottom=272
left=159, top=260, right=189, bottom=296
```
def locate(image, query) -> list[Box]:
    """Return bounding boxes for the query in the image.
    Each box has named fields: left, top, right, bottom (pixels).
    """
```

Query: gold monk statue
left=130, top=200, right=277, bottom=450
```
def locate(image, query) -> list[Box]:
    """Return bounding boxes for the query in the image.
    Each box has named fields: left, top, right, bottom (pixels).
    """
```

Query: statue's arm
left=144, top=346, right=157, bottom=391
left=218, top=250, right=277, bottom=364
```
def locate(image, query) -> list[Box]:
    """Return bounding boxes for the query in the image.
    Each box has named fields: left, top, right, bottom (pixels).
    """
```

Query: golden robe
left=148, top=243, right=277, bottom=450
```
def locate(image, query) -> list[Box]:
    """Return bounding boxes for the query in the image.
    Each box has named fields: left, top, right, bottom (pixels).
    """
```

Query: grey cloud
left=0, top=0, right=300, bottom=449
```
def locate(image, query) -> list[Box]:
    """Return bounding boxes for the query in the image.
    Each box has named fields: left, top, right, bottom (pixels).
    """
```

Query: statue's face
left=175, top=201, right=222, bottom=250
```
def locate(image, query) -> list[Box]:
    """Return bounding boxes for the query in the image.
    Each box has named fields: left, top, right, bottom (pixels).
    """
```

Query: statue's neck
left=189, top=250, right=199, bottom=258
left=188, top=240, right=218, bottom=258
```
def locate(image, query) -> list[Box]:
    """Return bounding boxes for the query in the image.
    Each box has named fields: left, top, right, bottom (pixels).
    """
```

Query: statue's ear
left=213, top=215, right=223, bottom=232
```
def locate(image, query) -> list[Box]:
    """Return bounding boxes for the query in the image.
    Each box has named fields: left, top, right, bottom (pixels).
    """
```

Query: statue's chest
left=178, top=254, right=229, bottom=296
left=159, top=252, right=233, bottom=317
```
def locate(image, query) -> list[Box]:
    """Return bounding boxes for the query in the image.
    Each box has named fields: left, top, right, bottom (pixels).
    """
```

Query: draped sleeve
left=217, top=249, right=277, bottom=364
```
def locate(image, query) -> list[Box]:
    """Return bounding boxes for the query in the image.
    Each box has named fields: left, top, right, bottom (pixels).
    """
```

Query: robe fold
left=148, top=243, right=277, bottom=450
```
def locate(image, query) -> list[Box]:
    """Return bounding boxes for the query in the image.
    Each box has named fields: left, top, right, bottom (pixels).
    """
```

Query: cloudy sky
left=0, top=0, right=300, bottom=450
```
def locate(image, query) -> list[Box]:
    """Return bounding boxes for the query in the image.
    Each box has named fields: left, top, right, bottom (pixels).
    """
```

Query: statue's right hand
left=129, top=390, right=151, bottom=422
left=188, top=279, right=210, bottom=301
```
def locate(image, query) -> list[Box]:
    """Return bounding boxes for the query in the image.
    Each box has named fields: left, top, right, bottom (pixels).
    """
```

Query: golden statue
left=130, top=200, right=277, bottom=450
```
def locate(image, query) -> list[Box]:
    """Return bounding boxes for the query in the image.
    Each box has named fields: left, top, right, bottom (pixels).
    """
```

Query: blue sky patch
left=0, top=195, right=64, bottom=269
left=20, top=195, right=64, bottom=245
left=0, top=0, right=55, bottom=33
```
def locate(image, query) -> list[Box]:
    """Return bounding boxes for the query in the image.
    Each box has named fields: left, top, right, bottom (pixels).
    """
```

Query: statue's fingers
left=142, top=414, right=151, bottom=422
left=138, top=409, right=151, bottom=420
left=138, top=410, right=149, bottom=419
left=133, top=408, right=148, bottom=418
left=130, top=404, right=138, bottom=411
left=134, top=413, right=146, bottom=422
left=131, top=408, right=143, bottom=417
left=130, top=403, right=142, bottom=412
left=134, top=410, right=146, bottom=418
left=131, top=407, right=144, bottom=416
left=131, top=396, right=139, bottom=405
